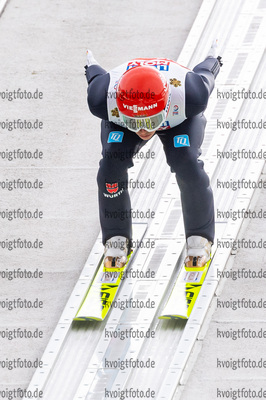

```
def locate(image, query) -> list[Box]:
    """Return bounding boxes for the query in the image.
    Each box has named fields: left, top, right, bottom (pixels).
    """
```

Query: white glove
left=86, top=49, right=99, bottom=67
left=207, top=39, right=218, bottom=58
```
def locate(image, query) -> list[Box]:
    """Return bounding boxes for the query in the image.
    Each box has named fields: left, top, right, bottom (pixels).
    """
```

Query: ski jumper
left=85, top=57, right=220, bottom=245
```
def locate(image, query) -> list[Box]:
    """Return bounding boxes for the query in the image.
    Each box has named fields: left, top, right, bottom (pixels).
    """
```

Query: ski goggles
left=120, top=109, right=166, bottom=133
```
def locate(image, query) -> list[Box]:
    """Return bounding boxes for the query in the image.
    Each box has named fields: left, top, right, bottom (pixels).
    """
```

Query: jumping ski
left=159, top=256, right=213, bottom=320
left=74, top=223, right=147, bottom=321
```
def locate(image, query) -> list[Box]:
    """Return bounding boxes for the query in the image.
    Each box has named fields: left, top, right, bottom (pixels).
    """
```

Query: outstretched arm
left=185, top=40, right=223, bottom=118
left=85, top=50, right=109, bottom=120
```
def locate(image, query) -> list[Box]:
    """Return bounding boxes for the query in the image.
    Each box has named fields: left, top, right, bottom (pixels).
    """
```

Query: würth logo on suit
left=106, top=183, right=118, bottom=194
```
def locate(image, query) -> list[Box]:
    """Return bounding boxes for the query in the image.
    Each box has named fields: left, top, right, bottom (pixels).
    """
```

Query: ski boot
left=104, top=236, right=130, bottom=268
left=185, top=236, right=212, bottom=268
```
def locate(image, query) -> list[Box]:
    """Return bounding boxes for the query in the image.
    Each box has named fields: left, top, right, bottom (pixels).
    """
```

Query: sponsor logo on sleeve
left=106, top=182, right=118, bottom=194
left=108, top=131, right=124, bottom=143
left=104, top=182, right=124, bottom=198
left=174, top=134, right=190, bottom=148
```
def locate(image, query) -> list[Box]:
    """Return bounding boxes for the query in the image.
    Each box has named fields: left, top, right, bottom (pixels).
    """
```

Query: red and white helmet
left=116, top=66, right=170, bottom=132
